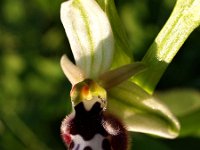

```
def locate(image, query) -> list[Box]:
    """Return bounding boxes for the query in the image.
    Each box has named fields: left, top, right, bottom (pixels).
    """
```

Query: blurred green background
left=0, top=0, right=200, bottom=149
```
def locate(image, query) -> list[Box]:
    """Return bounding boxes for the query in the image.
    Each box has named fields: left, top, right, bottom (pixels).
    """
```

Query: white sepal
left=61, top=0, right=114, bottom=79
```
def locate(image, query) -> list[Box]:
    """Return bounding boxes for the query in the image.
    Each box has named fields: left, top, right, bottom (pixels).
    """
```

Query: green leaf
left=156, top=89, right=200, bottom=137
left=108, top=81, right=180, bottom=139
left=133, top=0, right=200, bottom=94
left=180, top=110, right=200, bottom=138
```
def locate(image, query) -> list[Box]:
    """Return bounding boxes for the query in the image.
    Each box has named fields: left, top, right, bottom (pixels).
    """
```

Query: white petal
left=60, top=55, right=85, bottom=85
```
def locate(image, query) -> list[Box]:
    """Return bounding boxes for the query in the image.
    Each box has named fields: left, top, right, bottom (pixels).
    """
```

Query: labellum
left=61, top=79, right=129, bottom=150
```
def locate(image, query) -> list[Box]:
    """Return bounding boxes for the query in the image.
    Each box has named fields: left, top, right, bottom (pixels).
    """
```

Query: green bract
left=108, top=82, right=180, bottom=138
left=133, top=0, right=200, bottom=94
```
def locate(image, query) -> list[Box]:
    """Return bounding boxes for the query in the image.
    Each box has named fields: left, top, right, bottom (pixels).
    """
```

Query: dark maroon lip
left=70, top=102, right=107, bottom=140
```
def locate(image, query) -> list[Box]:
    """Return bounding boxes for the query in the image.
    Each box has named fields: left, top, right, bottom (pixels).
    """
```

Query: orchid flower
left=57, top=0, right=200, bottom=149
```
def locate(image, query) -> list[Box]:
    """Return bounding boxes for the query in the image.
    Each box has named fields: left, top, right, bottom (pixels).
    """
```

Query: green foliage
left=156, top=89, right=200, bottom=137
left=0, top=0, right=200, bottom=150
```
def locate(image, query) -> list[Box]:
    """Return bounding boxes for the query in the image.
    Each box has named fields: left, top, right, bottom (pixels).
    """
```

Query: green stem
left=133, top=0, right=200, bottom=94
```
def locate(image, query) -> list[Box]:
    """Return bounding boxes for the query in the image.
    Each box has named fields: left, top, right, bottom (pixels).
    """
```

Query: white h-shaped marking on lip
left=71, top=134, right=106, bottom=150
